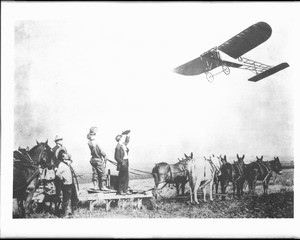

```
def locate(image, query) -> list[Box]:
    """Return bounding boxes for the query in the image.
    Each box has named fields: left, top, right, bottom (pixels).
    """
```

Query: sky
left=10, top=2, right=296, bottom=173
left=2, top=2, right=300, bottom=238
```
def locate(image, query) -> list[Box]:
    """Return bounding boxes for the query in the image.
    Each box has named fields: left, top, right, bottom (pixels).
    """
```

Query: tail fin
left=248, top=62, right=289, bottom=82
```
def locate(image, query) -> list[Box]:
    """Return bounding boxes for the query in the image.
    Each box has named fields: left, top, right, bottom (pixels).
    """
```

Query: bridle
left=232, top=160, right=244, bottom=183
left=13, top=144, right=49, bottom=193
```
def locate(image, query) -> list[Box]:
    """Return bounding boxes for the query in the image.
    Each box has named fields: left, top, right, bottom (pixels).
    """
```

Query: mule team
left=152, top=153, right=283, bottom=204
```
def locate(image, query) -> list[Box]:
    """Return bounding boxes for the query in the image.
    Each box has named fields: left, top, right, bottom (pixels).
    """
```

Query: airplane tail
left=248, top=62, right=289, bottom=82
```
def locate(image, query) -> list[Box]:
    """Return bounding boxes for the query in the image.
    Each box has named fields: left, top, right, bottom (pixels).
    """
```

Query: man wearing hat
left=56, top=152, right=79, bottom=217
left=87, top=127, right=109, bottom=191
left=114, top=130, right=131, bottom=195
left=52, top=135, right=78, bottom=214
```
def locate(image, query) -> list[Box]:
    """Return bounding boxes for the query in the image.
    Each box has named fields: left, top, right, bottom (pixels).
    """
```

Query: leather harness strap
left=232, top=163, right=242, bottom=183
left=257, top=160, right=272, bottom=183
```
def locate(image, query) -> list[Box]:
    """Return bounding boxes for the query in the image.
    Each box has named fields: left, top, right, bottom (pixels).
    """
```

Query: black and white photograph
left=1, top=1, right=299, bottom=238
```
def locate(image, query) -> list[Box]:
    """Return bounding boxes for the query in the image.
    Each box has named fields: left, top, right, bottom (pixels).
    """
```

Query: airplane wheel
left=206, top=72, right=214, bottom=82
left=222, top=65, right=230, bottom=75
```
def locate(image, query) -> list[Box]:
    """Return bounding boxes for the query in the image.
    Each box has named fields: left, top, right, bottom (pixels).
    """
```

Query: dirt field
left=27, top=168, right=294, bottom=218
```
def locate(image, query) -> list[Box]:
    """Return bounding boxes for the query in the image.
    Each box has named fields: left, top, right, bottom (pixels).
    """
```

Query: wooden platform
left=85, top=189, right=154, bottom=211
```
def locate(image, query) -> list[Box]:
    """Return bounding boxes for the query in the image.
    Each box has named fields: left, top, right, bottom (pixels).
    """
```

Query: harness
left=13, top=145, right=48, bottom=195
left=257, top=160, right=272, bottom=183
left=232, top=162, right=243, bottom=183
left=40, top=168, right=57, bottom=196
left=207, top=158, right=220, bottom=176
left=169, top=163, right=187, bottom=181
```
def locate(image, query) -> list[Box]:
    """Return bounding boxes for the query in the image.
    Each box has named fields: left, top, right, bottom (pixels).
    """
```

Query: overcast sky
left=11, top=2, right=296, bottom=172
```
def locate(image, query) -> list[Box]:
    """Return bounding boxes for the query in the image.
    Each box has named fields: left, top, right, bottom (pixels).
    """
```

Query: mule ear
left=237, top=154, right=239, bottom=159
left=190, top=152, right=193, bottom=158
left=212, top=154, right=215, bottom=157
left=45, top=139, right=48, bottom=145
left=261, top=155, right=263, bottom=160
left=242, top=154, right=245, bottom=160
left=36, top=140, right=39, bottom=145
left=256, top=156, right=259, bottom=160
left=184, top=153, right=188, bottom=159
left=224, top=155, right=227, bottom=160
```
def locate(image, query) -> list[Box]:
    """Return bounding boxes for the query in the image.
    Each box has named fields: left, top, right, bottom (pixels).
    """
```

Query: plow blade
left=248, top=62, right=289, bottom=82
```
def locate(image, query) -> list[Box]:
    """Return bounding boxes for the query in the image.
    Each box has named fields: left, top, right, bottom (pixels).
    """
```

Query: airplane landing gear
left=205, top=72, right=214, bottom=82
left=222, top=65, right=230, bottom=75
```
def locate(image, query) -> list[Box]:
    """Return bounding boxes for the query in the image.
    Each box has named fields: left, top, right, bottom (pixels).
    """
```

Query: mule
left=215, top=155, right=227, bottom=196
left=187, top=155, right=222, bottom=204
left=220, top=154, right=245, bottom=200
left=152, top=153, right=191, bottom=197
left=244, top=156, right=282, bottom=195
left=13, top=140, right=52, bottom=218
left=235, top=154, right=247, bottom=196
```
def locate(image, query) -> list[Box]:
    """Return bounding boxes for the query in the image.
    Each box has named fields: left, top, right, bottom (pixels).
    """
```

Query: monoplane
left=173, top=22, right=289, bottom=82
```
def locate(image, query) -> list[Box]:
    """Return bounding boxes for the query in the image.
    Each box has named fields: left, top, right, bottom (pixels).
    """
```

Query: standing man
left=52, top=135, right=78, bottom=215
left=87, top=133, right=99, bottom=189
left=87, top=127, right=109, bottom=191
left=51, top=135, right=68, bottom=212
left=114, top=130, right=131, bottom=195
left=56, top=153, right=78, bottom=217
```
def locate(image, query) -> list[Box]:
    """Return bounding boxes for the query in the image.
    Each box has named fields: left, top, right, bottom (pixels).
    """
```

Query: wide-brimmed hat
left=122, top=130, right=131, bottom=135
left=87, top=133, right=96, bottom=140
left=115, top=134, right=122, bottom=142
left=54, top=146, right=67, bottom=159
left=54, top=135, right=63, bottom=142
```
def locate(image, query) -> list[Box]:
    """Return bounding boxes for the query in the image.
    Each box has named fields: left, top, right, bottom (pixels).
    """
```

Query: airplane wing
left=174, top=55, right=243, bottom=76
left=218, top=22, right=272, bottom=59
left=173, top=53, right=222, bottom=76
left=174, top=56, right=208, bottom=76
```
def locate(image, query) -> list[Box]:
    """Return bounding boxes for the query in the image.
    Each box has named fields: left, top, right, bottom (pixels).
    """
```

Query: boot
left=100, top=179, right=109, bottom=191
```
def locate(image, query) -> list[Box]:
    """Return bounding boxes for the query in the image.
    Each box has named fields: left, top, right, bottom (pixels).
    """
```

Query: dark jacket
left=114, top=143, right=128, bottom=171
